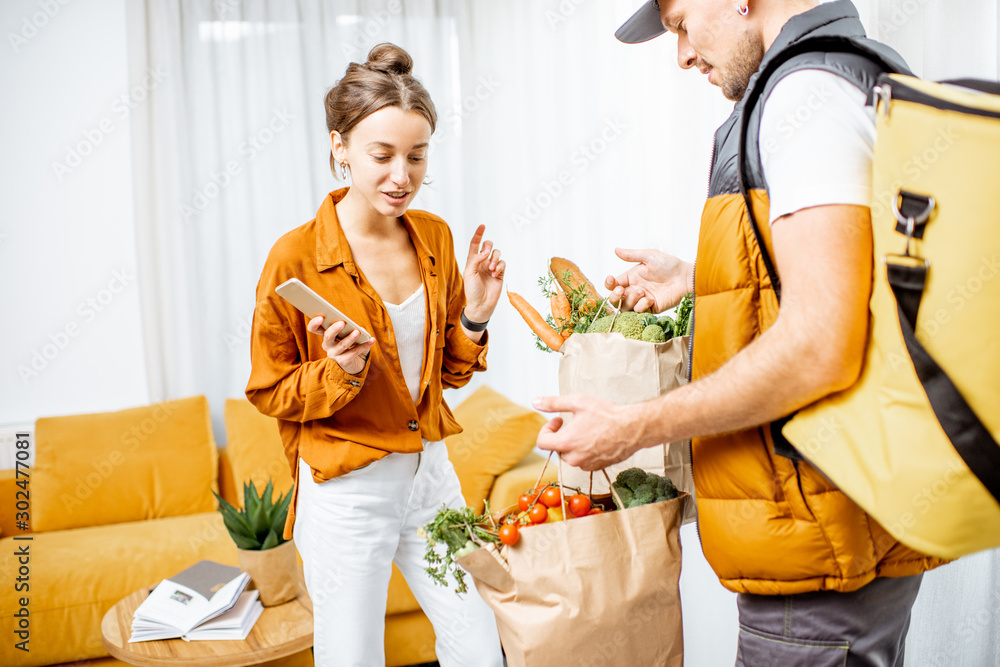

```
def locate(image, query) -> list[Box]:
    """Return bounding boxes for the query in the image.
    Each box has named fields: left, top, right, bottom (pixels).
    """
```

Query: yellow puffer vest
left=690, top=1, right=946, bottom=595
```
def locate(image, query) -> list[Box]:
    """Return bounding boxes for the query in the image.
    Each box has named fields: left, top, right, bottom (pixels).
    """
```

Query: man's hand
left=307, top=316, right=375, bottom=376
left=533, top=395, right=644, bottom=471
left=606, top=248, right=693, bottom=313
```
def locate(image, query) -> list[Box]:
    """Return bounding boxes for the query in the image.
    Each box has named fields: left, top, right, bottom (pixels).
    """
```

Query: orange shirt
left=246, top=188, right=488, bottom=537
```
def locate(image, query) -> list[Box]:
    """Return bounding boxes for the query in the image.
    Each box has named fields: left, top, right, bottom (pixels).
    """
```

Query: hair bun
left=365, top=43, right=413, bottom=76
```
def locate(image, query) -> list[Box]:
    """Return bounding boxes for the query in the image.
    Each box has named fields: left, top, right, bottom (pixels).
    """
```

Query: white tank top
left=383, top=284, right=426, bottom=404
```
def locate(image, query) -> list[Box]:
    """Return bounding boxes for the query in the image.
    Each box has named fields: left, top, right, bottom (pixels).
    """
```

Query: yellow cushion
left=223, top=398, right=293, bottom=503
left=0, top=512, right=237, bottom=667
left=445, top=386, right=546, bottom=513
left=385, top=610, right=437, bottom=667
left=32, top=396, right=218, bottom=532
left=487, top=451, right=558, bottom=513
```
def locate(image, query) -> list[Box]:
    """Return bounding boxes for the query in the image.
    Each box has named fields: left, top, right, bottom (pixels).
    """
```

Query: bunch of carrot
left=507, top=257, right=605, bottom=353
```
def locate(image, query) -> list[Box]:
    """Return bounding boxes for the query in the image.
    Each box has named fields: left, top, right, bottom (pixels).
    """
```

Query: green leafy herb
left=421, top=505, right=500, bottom=594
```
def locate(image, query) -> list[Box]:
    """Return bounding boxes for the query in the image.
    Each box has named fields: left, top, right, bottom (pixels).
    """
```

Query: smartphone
left=275, top=278, right=372, bottom=344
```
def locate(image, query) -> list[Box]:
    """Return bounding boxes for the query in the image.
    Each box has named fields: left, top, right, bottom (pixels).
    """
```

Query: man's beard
left=721, top=31, right=765, bottom=102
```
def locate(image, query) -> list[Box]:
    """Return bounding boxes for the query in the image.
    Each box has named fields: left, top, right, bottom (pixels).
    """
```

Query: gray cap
left=615, top=0, right=667, bottom=44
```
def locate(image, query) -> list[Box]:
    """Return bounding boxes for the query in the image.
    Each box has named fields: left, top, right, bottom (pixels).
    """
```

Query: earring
left=338, top=162, right=349, bottom=180
left=738, top=4, right=749, bottom=15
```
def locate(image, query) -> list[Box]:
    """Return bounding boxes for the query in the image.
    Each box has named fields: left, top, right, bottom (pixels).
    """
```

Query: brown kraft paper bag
left=458, top=489, right=686, bottom=667
left=557, top=332, right=696, bottom=522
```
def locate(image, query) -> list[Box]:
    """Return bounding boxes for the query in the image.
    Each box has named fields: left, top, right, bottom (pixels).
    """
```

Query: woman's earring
left=738, top=4, right=749, bottom=15
left=338, top=161, right=349, bottom=180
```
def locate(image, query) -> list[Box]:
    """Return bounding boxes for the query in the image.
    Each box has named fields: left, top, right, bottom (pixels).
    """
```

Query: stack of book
left=129, top=560, right=263, bottom=642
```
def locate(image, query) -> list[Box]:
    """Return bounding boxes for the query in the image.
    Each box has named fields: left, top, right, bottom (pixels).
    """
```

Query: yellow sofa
left=0, top=387, right=553, bottom=667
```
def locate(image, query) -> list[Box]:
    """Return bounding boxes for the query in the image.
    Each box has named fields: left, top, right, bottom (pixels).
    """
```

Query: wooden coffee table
left=101, top=576, right=313, bottom=666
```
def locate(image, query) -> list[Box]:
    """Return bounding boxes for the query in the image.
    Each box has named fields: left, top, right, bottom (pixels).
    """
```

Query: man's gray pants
left=735, top=574, right=923, bottom=667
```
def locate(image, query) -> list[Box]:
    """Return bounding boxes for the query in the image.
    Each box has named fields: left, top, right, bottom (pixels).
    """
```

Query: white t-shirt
left=758, top=69, right=876, bottom=225
left=384, top=284, right=425, bottom=405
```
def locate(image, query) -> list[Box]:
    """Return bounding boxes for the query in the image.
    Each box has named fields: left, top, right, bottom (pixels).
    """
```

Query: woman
left=246, top=43, right=505, bottom=666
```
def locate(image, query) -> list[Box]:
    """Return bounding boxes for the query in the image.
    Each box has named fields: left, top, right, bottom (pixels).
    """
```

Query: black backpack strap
left=885, top=257, right=1000, bottom=503
left=738, top=35, right=900, bottom=302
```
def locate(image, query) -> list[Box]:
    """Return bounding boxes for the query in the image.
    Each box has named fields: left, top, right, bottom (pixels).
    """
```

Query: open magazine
left=129, top=560, right=262, bottom=642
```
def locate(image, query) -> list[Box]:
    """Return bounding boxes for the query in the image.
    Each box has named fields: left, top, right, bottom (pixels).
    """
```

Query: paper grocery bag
left=558, top=332, right=695, bottom=522
left=459, top=494, right=686, bottom=667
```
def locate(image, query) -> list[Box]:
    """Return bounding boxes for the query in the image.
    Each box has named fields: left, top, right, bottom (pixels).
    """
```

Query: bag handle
left=884, top=256, right=1000, bottom=503
left=535, top=451, right=627, bottom=511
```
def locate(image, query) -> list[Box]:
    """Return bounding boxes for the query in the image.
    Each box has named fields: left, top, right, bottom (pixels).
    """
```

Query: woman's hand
left=307, top=317, right=375, bottom=376
left=605, top=248, right=693, bottom=313
left=462, top=224, right=505, bottom=325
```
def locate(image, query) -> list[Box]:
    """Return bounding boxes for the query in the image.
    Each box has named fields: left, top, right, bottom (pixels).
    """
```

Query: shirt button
left=408, top=420, right=418, bottom=431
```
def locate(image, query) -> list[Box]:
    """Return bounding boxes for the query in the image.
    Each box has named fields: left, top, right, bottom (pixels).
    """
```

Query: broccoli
left=610, top=312, right=646, bottom=339
left=640, top=324, right=666, bottom=343
left=587, top=315, right=614, bottom=334
left=585, top=312, right=655, bottom=340
left=611, top=467, right=679, bottom=509
left=615, top=467, right=648, bottom=490
left=641, top=313, right=659, bottom=328
left=615, top=486, right=635, bottom=508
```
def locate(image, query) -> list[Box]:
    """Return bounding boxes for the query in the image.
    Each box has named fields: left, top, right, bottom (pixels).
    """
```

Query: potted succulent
left=214, top=480, right=298, bottom=606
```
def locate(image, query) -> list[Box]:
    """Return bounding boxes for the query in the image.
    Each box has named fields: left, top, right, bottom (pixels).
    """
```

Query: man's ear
left=330, top=130, right=347, bottom=163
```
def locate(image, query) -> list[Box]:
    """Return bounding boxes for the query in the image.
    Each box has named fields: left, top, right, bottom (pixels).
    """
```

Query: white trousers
left=294, top=442, right=504, bottom=667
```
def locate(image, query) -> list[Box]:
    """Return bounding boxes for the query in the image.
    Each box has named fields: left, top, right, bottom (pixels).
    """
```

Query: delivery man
left=534, top=1, right=946, bottom=663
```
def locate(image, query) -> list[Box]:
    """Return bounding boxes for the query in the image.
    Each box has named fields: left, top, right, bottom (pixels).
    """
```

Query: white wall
left=0, top=0, right=148, bottom=425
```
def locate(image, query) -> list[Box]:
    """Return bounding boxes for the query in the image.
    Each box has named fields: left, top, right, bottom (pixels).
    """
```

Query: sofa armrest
left=486, top=451, right=558, bottom=513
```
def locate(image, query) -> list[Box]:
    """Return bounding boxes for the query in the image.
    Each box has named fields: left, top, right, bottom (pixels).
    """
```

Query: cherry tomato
left=499, top=523, right=520, bottom=546
left=528, top=503, right=548, bottom=524
left=517, top=494, right=533, bottom=512
left=588, top=507, right=604, bottom=515
left=540, top=486, right=562, bottom=508
left=568, top=494, right=592, bottom=518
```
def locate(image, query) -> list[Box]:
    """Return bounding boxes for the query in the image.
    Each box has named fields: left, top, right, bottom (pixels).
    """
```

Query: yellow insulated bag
left=740, top=38, right=1000, bottom=561
left=784, top=74, right=1000, bottom=560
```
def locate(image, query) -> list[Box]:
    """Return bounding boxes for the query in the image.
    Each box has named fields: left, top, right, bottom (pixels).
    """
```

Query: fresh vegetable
left=586, top=311, right=645, bottom=339
left=550, top=257, right=604, bottom=313
left=674, top=292, right=694, bottom=337
left=640, top=324, right=666, bottom=343
left=611, top=467, right=679, bottom=510
left=453, top=540, right=479, bottom=559
left=550, top=290, right=572, bottom=334
left=538, top=271, right=606, bottom=343
left=517, top=493, right=533, bottom=512
left=540, top=486, right=562, bottom=508
left=498, top=523, right=520, bottom=546
left=508, top=291, right=564, bottom=352
left=528, top=503, right=549, bottom=524
left=567, top=494, right=592, bottom=517
left=421, top=506, right=500, bottom=593
left=544, top=507, right=564, bottom=523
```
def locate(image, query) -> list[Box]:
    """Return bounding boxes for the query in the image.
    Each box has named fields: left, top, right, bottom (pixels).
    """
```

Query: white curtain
left=127, top=1, right=999, bottom=664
